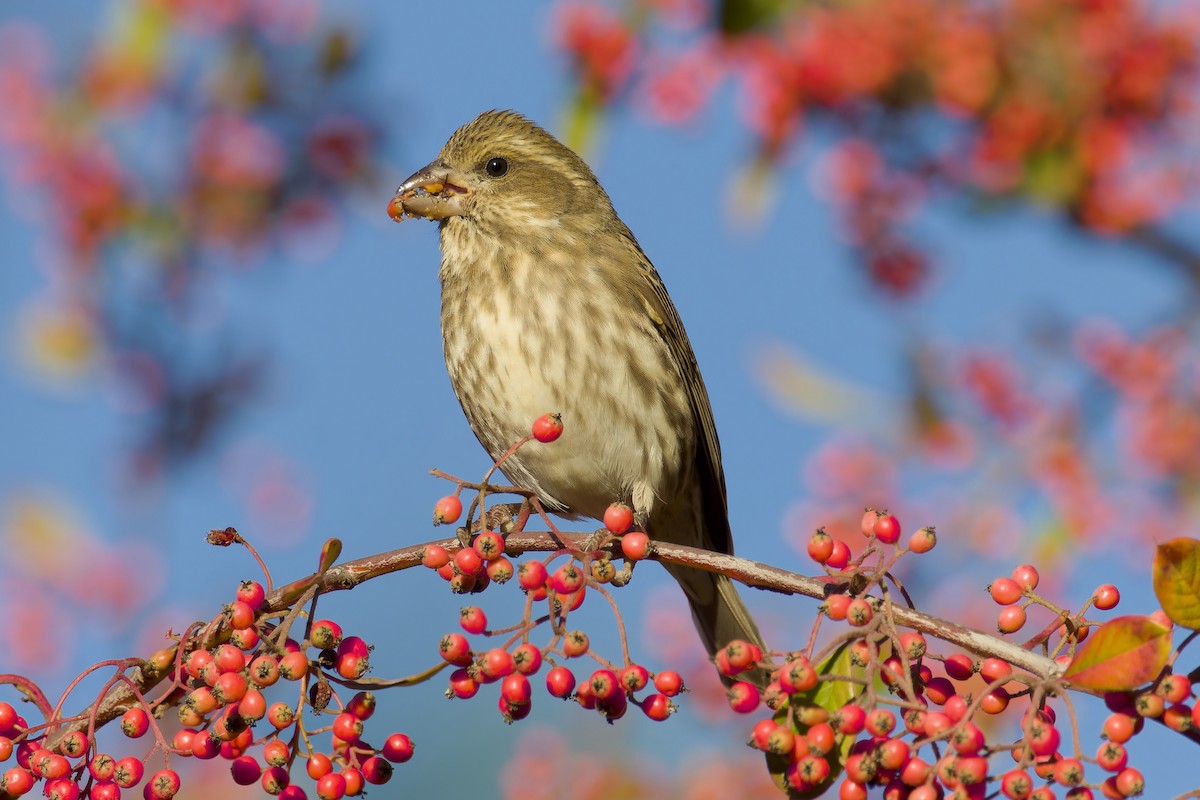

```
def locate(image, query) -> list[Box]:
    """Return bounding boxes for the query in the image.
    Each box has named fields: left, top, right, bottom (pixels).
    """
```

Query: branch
left=37, top=528, right=1065, bottom=749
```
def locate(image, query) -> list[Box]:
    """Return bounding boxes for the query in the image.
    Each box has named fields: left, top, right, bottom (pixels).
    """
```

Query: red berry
left=641, top=693, right=673, bottom=721
left=147, top=769, right=181, bottom=800
left=487, top=556, right=514, bottom=583
left=872, top=514, right=901, bottom=544
left=501, top=673, right=532, bottom=705
left=778, top=657, right=818, bottom=694
left=1096, top=741, right=1128, bottom=773
left=620, top=531, right=650, bottom=560
left=826, top=540, right=851, bottom=570
left=1103, top=712, right=1136, bottom=743
left=473, top=530, right=505, bottom=560
left=823, top=594, right=851, bottom=621
left=619, top=663, right=649, bottom=692
left=998, top=604, right=1028, bottom=633
left=421, top=544, right=451, bottom=569
left=1000, top=769, right=1033, bottom=800
left=316, top=772, right=347, bottom=800
left=980, top=657, right=1013, bottom=683
left=361, top=756, right=393, bottom=786
left=113, top=756, right=144, bottom=788
left=517, top=560, right=549, bottom=591
left=989, top=577, right=1023, bottom=605
left=1158, top=673, right=1191, bottom=704
left=546, top=666, right=577, bottom=698
left=899, top=631, right=927, bottom=660
left=1011, top=564, right=1040, bottom=591
left=433, top=495, right=463, bottom=524
left=88, top=782, right=119, bottom=800
left=1093, top=584, right=1120, bottom=611
left=833, top=703, right=866, bottom=735
left=805, top=722, right=836, bottom=756
left=381, top=733, right=414, bottom=763
left=603, top=502, right=634, bottom=533
left=120, top=707, right=150, bottom=738
left=347, top=691, right=376, bottom=721
left=908, top=526, right=937, bottom=553
left=562, top=630, right=590, bottom=657
left=866, top=708, right=896, bottom=737
left=513, top=643, right=543, bottom=675
left=336, top=651, right=370, bottom=680
left=227, top=600, right=256, bottom=629
left=878, top=737, right=909, bottom=770
left=214, top=643, right=246, bottom=673
left=1053, top=757, right=1085, bottom=787
left=307, top=753, right=333, bottom=779
left=453, top=548, right=484, bottom=577
left=653, top=670, right=684, bottom=697
left=266, top=703, right=295, bottom=730
left=231, top=755, right=262, bottom=786
left=981, top=687, right=1011, bottom=714
left=459, top=606, right=487, bottom=635
left=531, top=413, right=564, bottom=443
left=481, top=648, right=515, bottom=680
left=448, top=668, right=479, bottom=699
left=551, top=563, right=585, bottom=594
left=943, top=653, right=975, bottom=681
left=1114, top=767, right=1144, bottom=797
left=279, top=650, right=310, bottom=680
left=846, top=598, right=873, bottom=626
left=726, top=681, right=760, bottom=713
left=807, top=529, right=834, bottom=563
left=860, top=509, right=880, bottom=537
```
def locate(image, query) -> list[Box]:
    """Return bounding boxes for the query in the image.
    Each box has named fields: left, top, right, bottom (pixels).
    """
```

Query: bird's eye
left=485, top=157, right=508, bottom=178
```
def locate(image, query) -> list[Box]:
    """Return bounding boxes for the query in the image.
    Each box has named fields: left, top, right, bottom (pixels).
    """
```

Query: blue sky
left=1, top=1, right=1195, bottom=797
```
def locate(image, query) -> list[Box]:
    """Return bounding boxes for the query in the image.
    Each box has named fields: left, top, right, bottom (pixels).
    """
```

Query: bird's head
left=388, top=110, right=615, bottom=233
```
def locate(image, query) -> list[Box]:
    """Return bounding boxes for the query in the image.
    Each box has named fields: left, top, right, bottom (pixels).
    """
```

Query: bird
left=389, top=109, right=766, bottom=674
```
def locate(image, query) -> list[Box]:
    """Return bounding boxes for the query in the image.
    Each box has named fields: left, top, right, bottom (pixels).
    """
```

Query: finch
left=391, top=110, right=765, bottom=671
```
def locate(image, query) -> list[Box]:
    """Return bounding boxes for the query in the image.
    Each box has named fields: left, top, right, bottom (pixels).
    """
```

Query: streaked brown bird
left=391, top=110, right=765, bottom=669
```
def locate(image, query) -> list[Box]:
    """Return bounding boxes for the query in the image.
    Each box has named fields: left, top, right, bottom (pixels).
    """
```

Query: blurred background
left=1, top=0, right=1198, bottom=796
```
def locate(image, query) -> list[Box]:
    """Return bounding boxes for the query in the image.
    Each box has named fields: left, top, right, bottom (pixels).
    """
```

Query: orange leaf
left=1153, top=537, right=1200, bottom=630
left=1062, top=615, right=1171, bottom=691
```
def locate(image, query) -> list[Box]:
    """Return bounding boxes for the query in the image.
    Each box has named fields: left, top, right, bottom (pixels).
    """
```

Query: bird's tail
left=663, top=562, right=769, bottom=686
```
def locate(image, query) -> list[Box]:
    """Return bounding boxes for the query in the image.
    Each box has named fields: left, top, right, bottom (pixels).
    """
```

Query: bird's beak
left=388, top=160, right=472, bottom=222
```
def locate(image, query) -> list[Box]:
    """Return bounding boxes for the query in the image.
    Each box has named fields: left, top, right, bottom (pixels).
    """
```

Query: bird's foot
left=610, top=559, right=635, bottom=587
left=456, top=502, right=525, bottom=549
left=575, top=527, right=615, bottom=556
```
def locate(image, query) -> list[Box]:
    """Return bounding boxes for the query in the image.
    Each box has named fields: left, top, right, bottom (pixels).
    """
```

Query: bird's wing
left=615, top=224, right=735, bottom=557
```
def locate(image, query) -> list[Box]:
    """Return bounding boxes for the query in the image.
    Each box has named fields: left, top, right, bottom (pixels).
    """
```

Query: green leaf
left=1153, top=537, right=1200, bottom=629
left=769, top=642, right=861, bottom=798
left=1062, top=615, right=1172, bottom=691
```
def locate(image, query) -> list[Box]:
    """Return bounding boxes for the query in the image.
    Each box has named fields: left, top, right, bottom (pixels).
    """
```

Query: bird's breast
left=438, top=230, right=694, bottom=521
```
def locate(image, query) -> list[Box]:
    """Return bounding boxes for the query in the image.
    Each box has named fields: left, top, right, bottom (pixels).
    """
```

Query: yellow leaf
left=1062, top=615, right=1172, bottom=691
left=1153, top=537, right=1200, bottom=630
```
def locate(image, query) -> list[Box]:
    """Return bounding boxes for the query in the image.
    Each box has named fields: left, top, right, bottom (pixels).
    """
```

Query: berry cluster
left=419, top=519, right=682, bottom=725
left=420, top=414, right=685, bottom=726
left=711, top=511, right=1159, bottom=798
left=0, top=577, right=412, bottom=800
